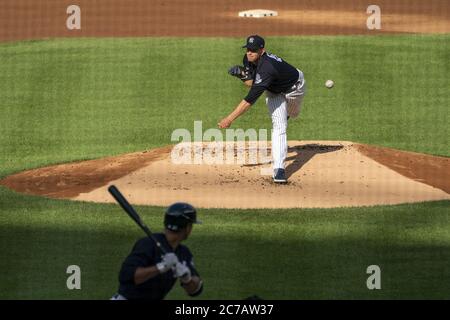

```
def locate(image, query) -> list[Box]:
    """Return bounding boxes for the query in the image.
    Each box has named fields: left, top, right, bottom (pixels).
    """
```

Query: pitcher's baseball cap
left=242, top=35, right=265, bottom=50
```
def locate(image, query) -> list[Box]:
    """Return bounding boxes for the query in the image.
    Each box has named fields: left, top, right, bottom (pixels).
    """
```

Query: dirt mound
left=1, top=141, right=448, bottom=209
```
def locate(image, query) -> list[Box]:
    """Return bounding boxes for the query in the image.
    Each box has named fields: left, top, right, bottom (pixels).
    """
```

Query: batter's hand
left=175, top=262, right=192, bottom=284
left=218, top=117, right=232, bottom=129
left=156, top=253, right=179, bottom=273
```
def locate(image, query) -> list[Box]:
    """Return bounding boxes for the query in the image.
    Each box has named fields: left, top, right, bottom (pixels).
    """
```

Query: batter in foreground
left=219, top=35, right=306, bottom=183
left=111, top=203, right=203, bottom=300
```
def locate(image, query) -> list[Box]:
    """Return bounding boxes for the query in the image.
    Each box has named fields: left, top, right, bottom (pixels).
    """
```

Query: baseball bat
left=108, top=185, right=167, bottom=254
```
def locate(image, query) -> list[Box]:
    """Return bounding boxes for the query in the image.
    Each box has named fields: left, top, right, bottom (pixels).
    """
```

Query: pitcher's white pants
left=265, top=71, right=306, bottom=171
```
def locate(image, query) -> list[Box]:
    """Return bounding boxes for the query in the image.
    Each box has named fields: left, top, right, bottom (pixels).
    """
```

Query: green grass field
left=0, top=35, right=449, bottom=299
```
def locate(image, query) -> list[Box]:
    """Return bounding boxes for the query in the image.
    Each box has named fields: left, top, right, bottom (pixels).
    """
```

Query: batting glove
left=156, top=253, right=179, bottom=273
left=175, top=262, right=192, bottom=284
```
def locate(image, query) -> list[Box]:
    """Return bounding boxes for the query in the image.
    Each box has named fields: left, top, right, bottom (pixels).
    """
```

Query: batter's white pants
left=266, top=70, right=306, bottom=171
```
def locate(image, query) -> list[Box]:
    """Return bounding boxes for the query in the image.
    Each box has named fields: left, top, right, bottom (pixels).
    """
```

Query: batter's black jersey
left=243, top=52, right=300, bottom=104
left=117, top=234, right=199, bottom=300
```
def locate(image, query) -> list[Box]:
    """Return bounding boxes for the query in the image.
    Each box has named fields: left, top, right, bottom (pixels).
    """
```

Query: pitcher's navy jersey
left=243, top=52, right=300, bottom=104
left=117, top=234, right=199, bottom=300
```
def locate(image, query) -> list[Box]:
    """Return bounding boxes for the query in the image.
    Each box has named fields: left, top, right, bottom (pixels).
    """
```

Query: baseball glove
left=228, top=65, right=253, bottom=82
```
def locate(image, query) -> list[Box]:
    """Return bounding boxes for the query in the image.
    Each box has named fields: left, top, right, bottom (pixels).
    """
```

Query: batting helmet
left=164, top=202, right=201, bottom=231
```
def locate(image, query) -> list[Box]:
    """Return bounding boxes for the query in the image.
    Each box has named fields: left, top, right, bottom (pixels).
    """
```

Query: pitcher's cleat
left=273, top=168, right=287, bottom=183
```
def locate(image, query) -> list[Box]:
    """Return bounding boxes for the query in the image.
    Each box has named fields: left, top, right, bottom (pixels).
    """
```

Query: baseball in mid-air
left=325, top=80, right=334, bottom=88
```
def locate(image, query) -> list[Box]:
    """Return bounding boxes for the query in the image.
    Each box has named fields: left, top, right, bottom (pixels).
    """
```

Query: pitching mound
left=1, top=141, right=448, bottom=209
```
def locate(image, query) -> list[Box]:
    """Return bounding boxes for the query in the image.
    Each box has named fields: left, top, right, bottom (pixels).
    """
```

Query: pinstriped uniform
left=266, top=70, right=306, bottom=170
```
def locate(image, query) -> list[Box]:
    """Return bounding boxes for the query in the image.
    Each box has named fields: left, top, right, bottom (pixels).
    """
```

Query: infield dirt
left=1, top=0, right=449, bottom=42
